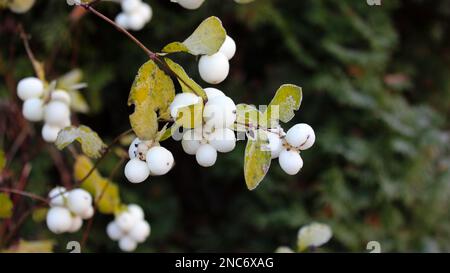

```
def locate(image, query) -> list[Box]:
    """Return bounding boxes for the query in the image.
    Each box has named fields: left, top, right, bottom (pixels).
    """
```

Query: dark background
left=1, top=0, right=450, bottom=252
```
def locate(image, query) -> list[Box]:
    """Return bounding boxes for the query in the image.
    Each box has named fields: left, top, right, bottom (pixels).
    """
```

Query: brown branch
left=17, top=25, right=46, bottom=82
left=0, top=188, right=49, bottom=204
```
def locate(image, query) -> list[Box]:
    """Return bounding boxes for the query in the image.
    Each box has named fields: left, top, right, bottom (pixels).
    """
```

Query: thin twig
left=0, top=188, right=49, bottom=204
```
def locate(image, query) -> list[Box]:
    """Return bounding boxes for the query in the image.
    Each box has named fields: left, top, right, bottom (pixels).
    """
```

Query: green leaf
left=0, top=149, right=5, bottom=172
left=55, top=125, right=106, bottom=159
left=244, top=130, right=272, bottom=190
left=74, top=156, right=121, bottom=214
left=164, top=58, right=207, bottom=99
left=162, top=16, right=226, bottom=56
left=0, top=193, right=13, bottom=219
left=128, top=60, right=175, bottom=140
left=32, top=208, right=48, bottom=223
left=262, top=84, right=302, bottom=124
left=235, top=104, right=261, bottom=132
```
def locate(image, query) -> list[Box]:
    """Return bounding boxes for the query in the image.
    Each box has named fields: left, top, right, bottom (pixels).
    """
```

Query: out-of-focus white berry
left=41, top=124, right=61, bottom=143
left=67, top=189, right=93, bottom=215
left=297, top=223, right=332, bottom=251
left=203, top=95, right=236, bottom=129
left=48, top=186, right=68, bottom=207
left=121, top=0, right=140, bottom=13
left=128, top=204, right=144, bottom=220
left=119, top=236, right=137, bottom=252
left=124, top=158, right=150, bottom=183
left=116, top=211, right=138, bottom=232
left=169, top=93, right=202, bottom=119
left=9, top=0, right=36, bottom=14
left=198, top=52, right=229, bottom=84
left=181, top=129, right=202, bottom=155
left=267, top=132, right=283, bottom=159
left=285, top=123, right=315, bottom=150
left=115, top=13, right=129, bottom=29
left=107, top=221, right=124, bottom=241
left=17, top=77, right=43, bottom=100
left=51, top=90, right=71, bottom=105
left=278, top=149, right=303, bottom=175
left=139, top=3, right=153, bottom=22
left=195, top=144, right=217, bottom=167
left=172, top=0, right=205, bottom=10
left=127, top=12, right=146, bottom=31
left=46, top=207, right=72, bottom=234
left=219, top=35, right=236, bottom=60
left=22, top=98, right=44, bottom=122
left=44, top=101, right=70, bottom=127
left=146, top=146, right=174, bottom=176
left=128, top=220, right=151, bottom=243
left=80, top=206, right=94, bottom=220
left=204, top=87, right=225, bottom=100
left=68, top=215, right=83, bottom=233
left=208, top=128, right=236, bottom=153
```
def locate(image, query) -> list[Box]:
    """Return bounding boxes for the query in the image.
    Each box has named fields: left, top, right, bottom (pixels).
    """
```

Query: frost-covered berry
left=115, top=13, right=129, bottom=29
left=129, top=220, right=151, bottom=243
left=278, top=149, right=303, bottom=175
left=80, top=206, right=94, bottom=220
left=203, top=95, right=237, bottom=129
left=46, top=207, right=72, bottom=234
left=195, top=144, right=217, bottom=167
left=124, top=158, right=150, bottom=183
left=128, top=138, right=141, bottom=159
left=173, top=0, right=205, bottom=10
left=198, top=52, right=229, bottom=84
left=17, top=77, right=43, bottom=100
left=146, top=146, right=174, bottom=176
left=169, top=93, right=202, bottom=119
left=67, top=189, right=93, bottom=215
left=119, top=236, right=137, bottom=252
left=267, top=132, right=283, bottom=159
left=48, top=186, right=68, bottom=207
left=51, top=90, right=71, bottom=105
left=44, top=101, right=70, bottom=127
left=22, top=98, right=44, bottom=122
left=285, top=123, right=315, bottom=150
left=128, top=204, right=144, bottom=220
left=121, top=0, right=140, bottom=13
left=204, top=87, right=225, bottom=100
left=116, top=211, right=138, bottom=232
left=219, top=35, right=236, bottom=60
left=208, top=128, right=236, bottom=153
left=68, top=215, right=83, bottom=233
left=181, top=129, right=202, bottom=155
left=42, top=124, right=61, bottom=143
left=106, top=221, right=124, bottom=241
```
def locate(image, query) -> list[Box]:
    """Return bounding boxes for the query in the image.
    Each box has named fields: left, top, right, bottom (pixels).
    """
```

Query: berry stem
left=0, top=188, right=49, bottom=204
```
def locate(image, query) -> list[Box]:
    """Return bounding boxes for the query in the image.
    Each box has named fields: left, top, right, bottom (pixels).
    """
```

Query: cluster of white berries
left=46, top=187, right=94, bottom=234
left=124, top=140, right=175, bottom=183
left=198, top=35, right=236, bottom=84
left=266, top=123, right=315, bottom=175
left=115, top=0, right=152, bottom=31
left=171, top=0, right=205, bottom=10
left=170, top=88, right=237, bottom=167
left=106, top=204, right=151, bottom=252
left=17, top=77, right=72, bottom=143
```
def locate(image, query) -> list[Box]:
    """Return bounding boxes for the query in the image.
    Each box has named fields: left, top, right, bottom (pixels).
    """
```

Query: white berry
left=48, top=186, right=68, bottom=207
left=127, top=12, right=146, bottom=31
left=146, top=146, right=174, bottom=176
left=22, top=98, right=44, bottom=122
left=285, top=123, right=315, bottom=150
left=139, top=3, right=153, bottom=22
left=128, top=138, right=142, bottom=159
left=80, top=206, right=94, bottom=220
left=129, top=220, right=151, bottom=243
left=181, top=129, right=202, bottom=155
left=41, top=124, right=61, bottom=143
left=267, top=132, right=283, bottom=159
left=219, top=35, right=236, bottom=60
left=67, top=189, right=93, bottom=215
left=169, top=93, right=202, bottom=119
left=121, top=0, right=140, bottom=13
left=124, top=158, right=150, bottom=183
left=51, top=90, right=71, bottom=105
left=115, top=13, right=129, bottom=29
left=116, top=211, right=137, bottom=232
left=119, top=236, right=137, bottom=252
left=204, top=87, right=225, bottom=100
left=203, top=95, right=236, bottom=129
left=198, top=52, right=229, bottom=84
left=128, top=204, right=144, bottom=220
left=208, top=128, right=236, bottom=153
left=68, top=215, right=83, bottom=233
left=174, top=0, right=205, bottom=10
left=17, top=77, right=43, bottom=100
left=195, top=144, right=217, bottom=167
left=44, top=101, right=70, bottom=127
left=278, top=149, right=303, bottom=175
left=106, top=221, right=124, bottom=241
left=46, top=207, right=72, bottom=234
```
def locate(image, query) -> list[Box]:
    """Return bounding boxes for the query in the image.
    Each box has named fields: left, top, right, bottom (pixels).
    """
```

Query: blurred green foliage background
left=1, top=0, right=450, bottom=252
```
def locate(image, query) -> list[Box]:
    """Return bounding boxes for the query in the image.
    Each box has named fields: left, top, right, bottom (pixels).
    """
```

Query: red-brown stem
left=0, top=188, right=49, bottom=204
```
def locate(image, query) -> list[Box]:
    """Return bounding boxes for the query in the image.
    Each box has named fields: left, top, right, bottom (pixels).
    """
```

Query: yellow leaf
left=0, top=193, right=13, bottom=218
left=164, top=58, right=207, bottom=100
left=2, top=240, right=54, bottom=253
left=244, top=130, right=272, bottom=190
